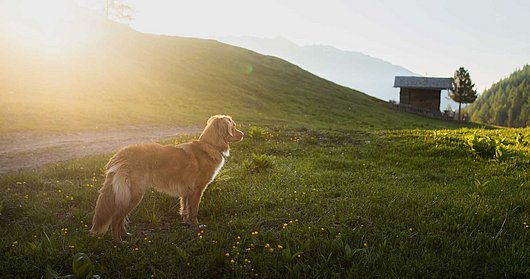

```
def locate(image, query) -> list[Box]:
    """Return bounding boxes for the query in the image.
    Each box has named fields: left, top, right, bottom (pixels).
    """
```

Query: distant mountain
left=216, top=36, right=418, bottom=102
left=468, top=65, right=530, bottom=127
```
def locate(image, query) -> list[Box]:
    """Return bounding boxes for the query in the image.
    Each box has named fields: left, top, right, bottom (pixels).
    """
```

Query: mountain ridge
left=216, top=36, right=418, bottom=102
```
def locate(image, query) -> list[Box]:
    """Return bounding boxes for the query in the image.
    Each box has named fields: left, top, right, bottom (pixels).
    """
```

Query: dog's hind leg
left=111, top=191, right=144, bottom=241
left=110, top=176, right=147, bottom=242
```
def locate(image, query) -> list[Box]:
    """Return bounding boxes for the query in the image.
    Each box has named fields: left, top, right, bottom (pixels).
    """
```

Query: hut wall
left=399, top=88, right=441, bottom=112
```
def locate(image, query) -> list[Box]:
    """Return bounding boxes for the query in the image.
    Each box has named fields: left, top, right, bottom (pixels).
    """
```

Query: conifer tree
left=450, top=67, right=478, bottom=120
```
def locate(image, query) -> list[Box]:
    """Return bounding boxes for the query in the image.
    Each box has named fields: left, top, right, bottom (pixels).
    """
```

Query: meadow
left=2, top=124, right=530, bottom=278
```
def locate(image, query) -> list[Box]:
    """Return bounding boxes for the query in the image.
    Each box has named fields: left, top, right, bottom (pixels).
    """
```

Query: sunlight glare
left=1, top=0, right=81, bottom=52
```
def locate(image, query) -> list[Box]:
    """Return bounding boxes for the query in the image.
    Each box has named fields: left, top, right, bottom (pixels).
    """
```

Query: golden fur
left=90, top=115, right=243, bottom=241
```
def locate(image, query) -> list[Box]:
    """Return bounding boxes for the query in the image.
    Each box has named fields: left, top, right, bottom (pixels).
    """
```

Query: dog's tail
left=90, top=158, right=131, bottom=235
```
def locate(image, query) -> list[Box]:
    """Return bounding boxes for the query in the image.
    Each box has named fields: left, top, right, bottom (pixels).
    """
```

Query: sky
left=109, top=0, right=530, bottom=93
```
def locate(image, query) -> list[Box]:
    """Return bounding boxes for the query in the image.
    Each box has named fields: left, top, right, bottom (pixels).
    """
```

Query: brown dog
left=90, top=115, right=243, bottom=241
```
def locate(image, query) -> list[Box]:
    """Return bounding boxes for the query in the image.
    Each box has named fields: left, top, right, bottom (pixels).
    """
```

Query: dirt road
left=0, top=126, right=202, bottom=174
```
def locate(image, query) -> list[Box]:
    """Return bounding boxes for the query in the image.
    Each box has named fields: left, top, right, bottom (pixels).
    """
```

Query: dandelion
left=363, top=242, right=368, bottom=248
left=282, top=223, right=288, bottom=229
left=134, top=247, right=139, bottom=251
left=277, top=245, right=283, bottom=249
left=225, top=252, right=230, bottom=257
left=236, top=236, right=241, bottom=240
left=68, top=245, right=75, bottom=249
left=12, top=241, right=18, bottom=247
left=230, top=259, right=235, bottom=264
left=251, top=231, right=259, bottom=236
left=269, top=248, right=274, bottom=253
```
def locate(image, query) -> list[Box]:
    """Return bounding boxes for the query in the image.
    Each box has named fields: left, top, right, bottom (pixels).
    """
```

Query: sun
left=1, top=0, right=79, bottom=50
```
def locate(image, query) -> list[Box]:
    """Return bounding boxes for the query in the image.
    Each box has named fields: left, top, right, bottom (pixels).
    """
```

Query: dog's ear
left=206, top=115, right=217, bottom=126
left=225, top=119, right=234, bottom=137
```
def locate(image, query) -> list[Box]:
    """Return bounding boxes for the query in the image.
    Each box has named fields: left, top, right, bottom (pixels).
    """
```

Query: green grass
left=2, top=125, right=530, bottom=277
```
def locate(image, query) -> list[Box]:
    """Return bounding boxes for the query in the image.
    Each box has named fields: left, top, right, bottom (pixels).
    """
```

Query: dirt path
left=0, top=126, right=202, bottom=174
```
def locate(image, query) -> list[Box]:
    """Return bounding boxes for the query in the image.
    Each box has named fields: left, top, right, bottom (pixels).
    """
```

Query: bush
left=243, top=153, right=274, bottom=173
left=246, top=126, right=273, bottom=141
left=465, top=133, right=507, bottom=160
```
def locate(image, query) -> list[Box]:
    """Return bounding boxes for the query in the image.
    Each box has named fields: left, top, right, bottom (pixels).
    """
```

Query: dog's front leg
left=187, top=186, right=206, bottom=227
left=180, top=196, right=190, bottom=224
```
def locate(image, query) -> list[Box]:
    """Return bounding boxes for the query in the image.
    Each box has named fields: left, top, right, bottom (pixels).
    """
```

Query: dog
left=90, top=115, right=243, bottom=241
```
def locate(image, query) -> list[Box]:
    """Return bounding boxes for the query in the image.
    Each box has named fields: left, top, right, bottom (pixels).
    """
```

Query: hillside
left=468, top=65, right=530, bottom=127
left=217, top=36, right=418, bottom=102
left=0, top=6, right=462, bottom=133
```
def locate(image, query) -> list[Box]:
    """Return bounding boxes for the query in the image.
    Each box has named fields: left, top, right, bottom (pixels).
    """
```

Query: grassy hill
left=468, top=65, right=530, bottom=127
left=0, top=7, right=464, bottom=132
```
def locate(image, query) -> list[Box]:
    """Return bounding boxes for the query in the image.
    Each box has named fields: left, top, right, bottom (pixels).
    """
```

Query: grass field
left=2, top=124, right=530, bottom=278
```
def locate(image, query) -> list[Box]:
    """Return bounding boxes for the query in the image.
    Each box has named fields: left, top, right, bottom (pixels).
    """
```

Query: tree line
left=468, top=65, right=530, bottom=127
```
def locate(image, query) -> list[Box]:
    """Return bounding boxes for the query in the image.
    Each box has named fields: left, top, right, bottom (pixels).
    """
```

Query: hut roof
left=394, top=76, right=453, bottom=90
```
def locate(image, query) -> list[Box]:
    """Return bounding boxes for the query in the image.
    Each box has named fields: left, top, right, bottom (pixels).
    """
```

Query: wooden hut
left=394, top=76, right=453, bottom=116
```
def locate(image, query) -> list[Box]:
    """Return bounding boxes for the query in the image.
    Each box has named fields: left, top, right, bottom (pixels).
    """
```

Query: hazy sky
left=98, top=0, right=530, bottom=92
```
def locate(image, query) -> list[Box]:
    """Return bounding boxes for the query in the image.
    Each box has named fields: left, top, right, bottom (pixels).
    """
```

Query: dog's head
left=199, top=115, right=243, bottom=152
